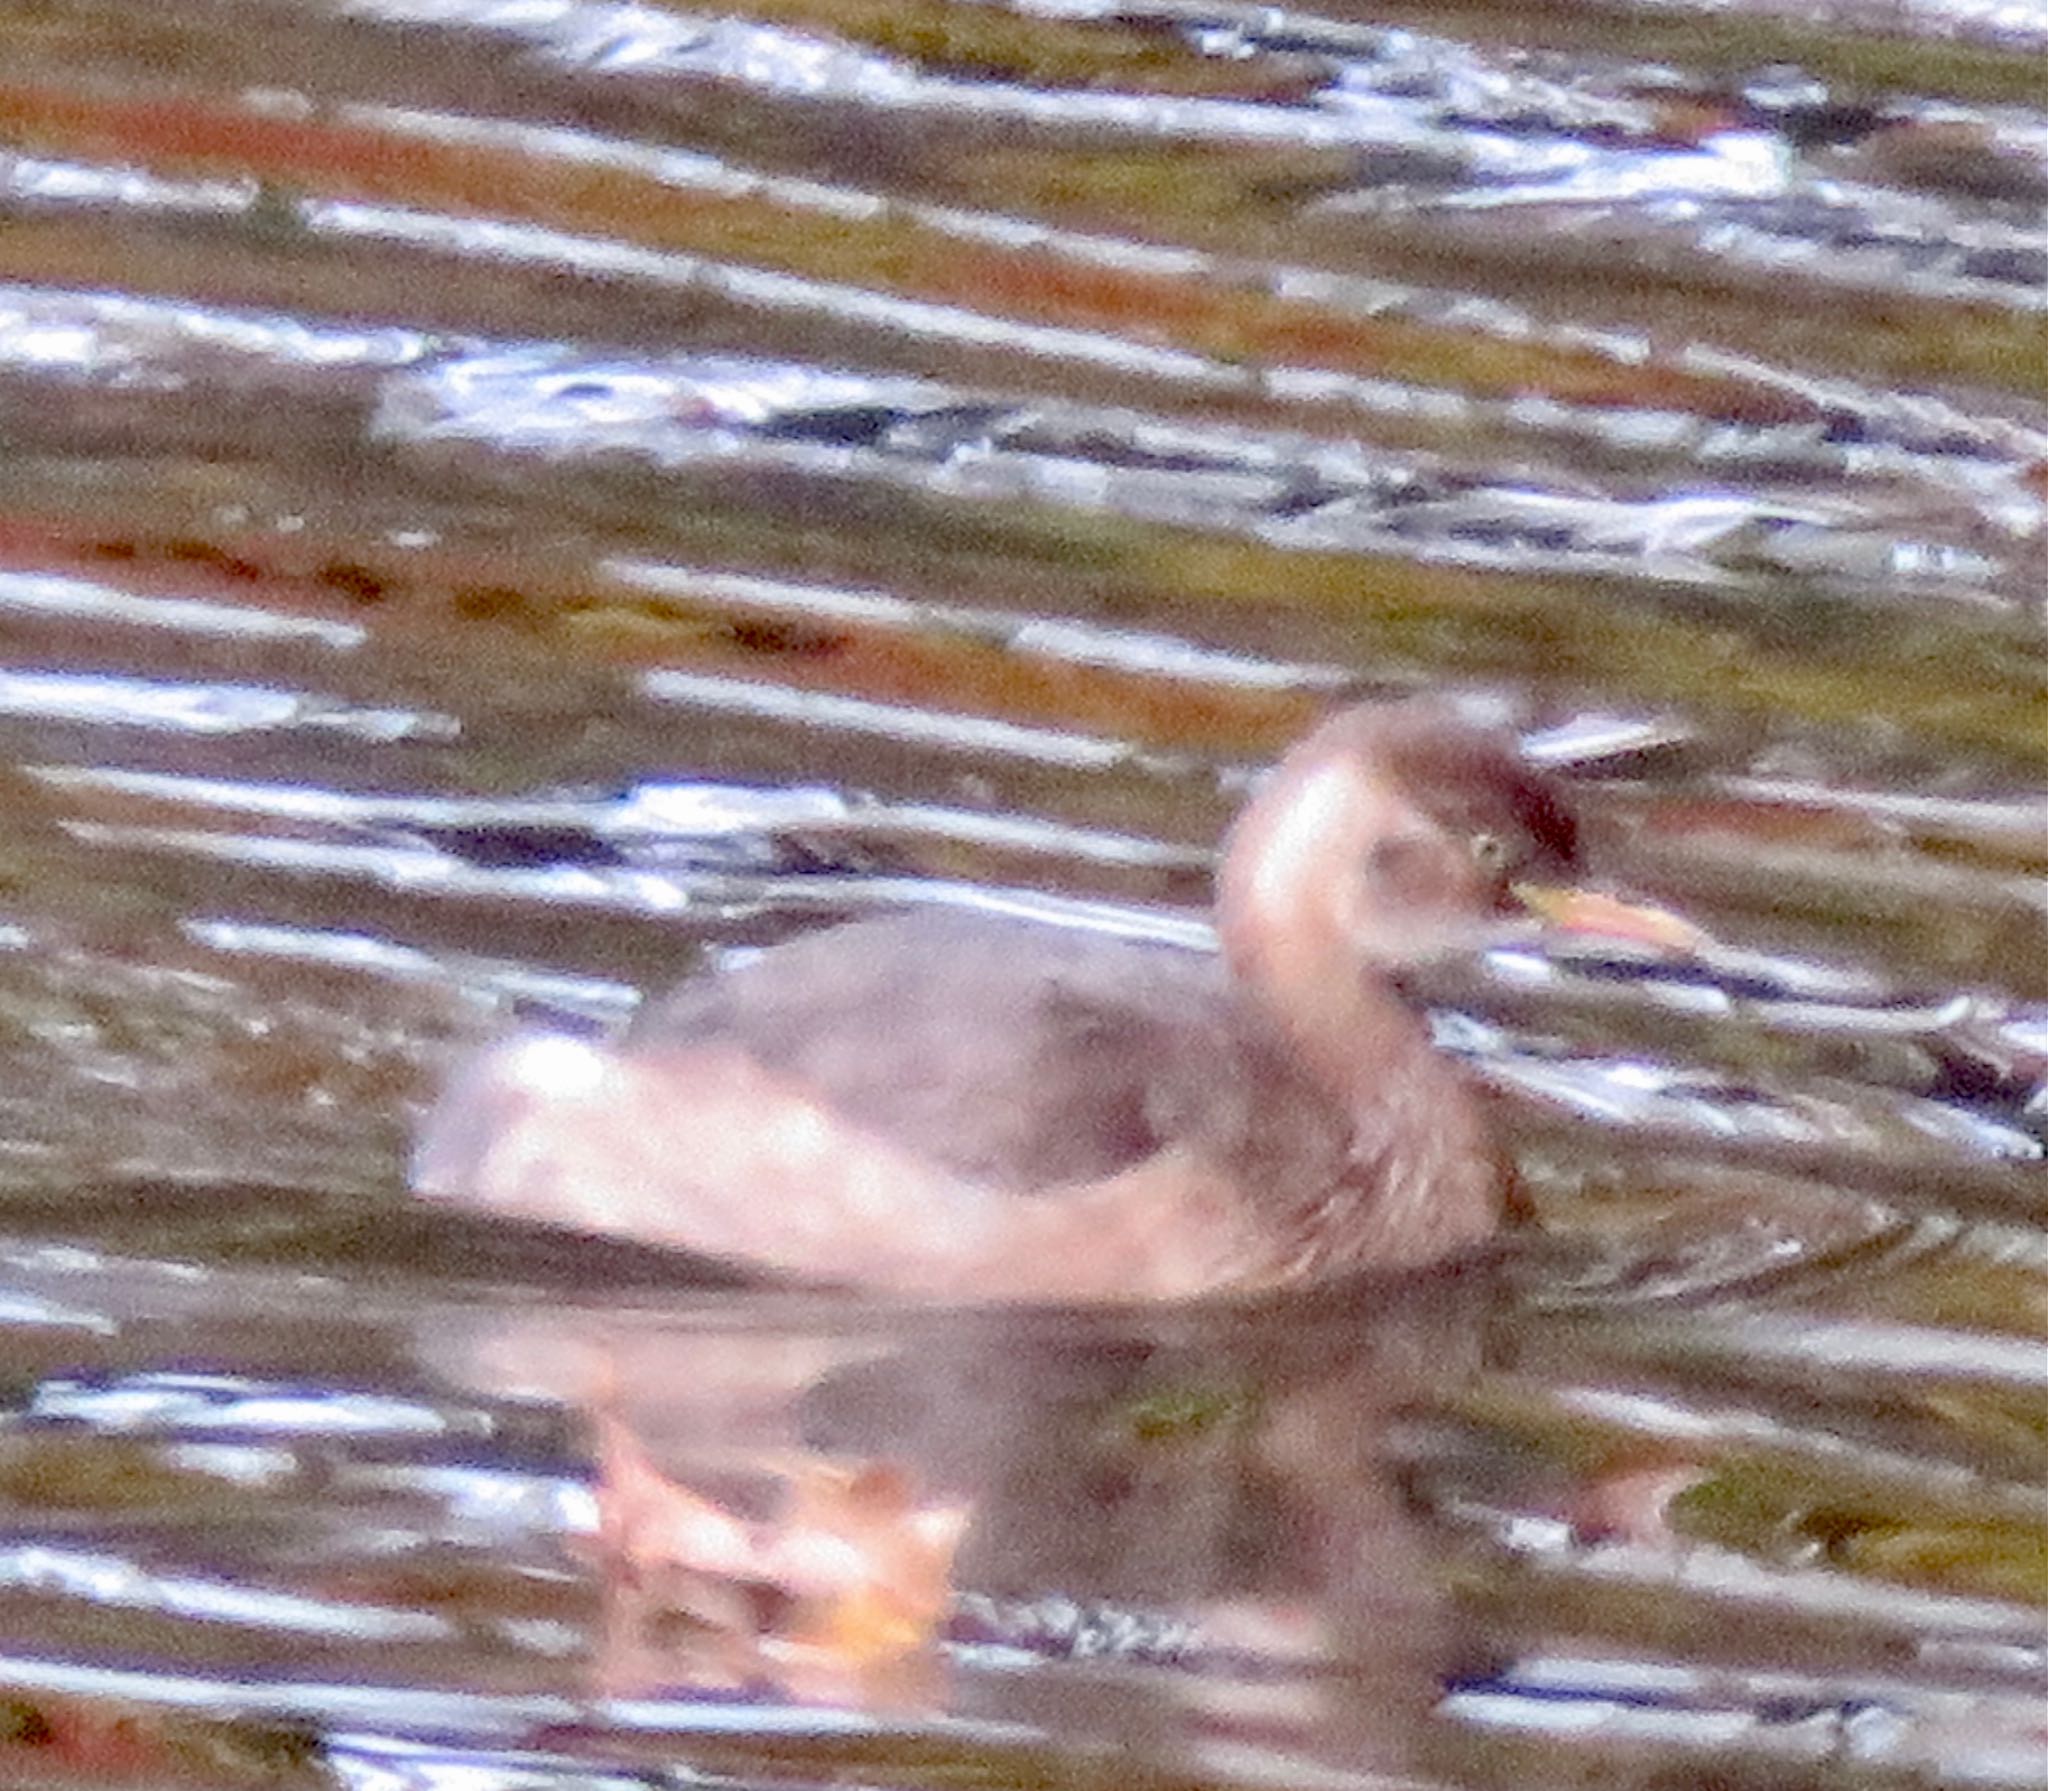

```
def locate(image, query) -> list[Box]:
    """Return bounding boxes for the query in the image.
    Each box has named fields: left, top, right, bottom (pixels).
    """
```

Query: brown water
left=0, top=0, right=2042, bottom=1785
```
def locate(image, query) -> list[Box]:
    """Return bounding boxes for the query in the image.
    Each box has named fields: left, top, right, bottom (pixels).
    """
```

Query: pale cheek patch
left=1246, top=763, right=1429, bottom=942
left=1245, top=761, right=1357, bottom=916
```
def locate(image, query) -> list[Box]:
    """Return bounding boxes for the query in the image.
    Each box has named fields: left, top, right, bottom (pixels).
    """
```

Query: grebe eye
left=1469, top=832, right=1512, bottom=873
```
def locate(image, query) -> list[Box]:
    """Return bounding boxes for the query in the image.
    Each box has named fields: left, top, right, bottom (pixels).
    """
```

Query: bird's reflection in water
left=431, top=1255, right=1501, bottom=1778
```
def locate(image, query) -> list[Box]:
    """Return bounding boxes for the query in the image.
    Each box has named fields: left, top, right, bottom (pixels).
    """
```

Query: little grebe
left=413, top=698, right=1586, bottom=1300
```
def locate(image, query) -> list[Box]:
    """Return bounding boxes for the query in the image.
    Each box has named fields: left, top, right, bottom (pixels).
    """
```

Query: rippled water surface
left=0, top=0, right=2043, bottom=1785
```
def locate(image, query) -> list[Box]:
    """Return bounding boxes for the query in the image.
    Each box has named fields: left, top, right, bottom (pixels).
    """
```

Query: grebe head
left=1216, top=699, right=1579, bottom=980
